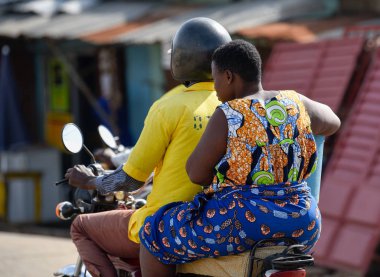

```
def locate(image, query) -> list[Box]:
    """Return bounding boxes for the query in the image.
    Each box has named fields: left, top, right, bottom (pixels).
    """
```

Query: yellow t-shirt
left=123, top=82, right=220, bottom=243
left=161, top=84, right=186, bottom=99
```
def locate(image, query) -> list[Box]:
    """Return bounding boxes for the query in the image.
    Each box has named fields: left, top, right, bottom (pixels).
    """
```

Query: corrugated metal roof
left=263, top=37, right=364, bottom=112
left=238, top=23, right=317, bottom=43
left=0, top=2, right=158, bottom=39
left=0, top=0, right=329, bottom=45
left=114, top=0, right=327, bottom=45
left=314, top=47, right=380, bottom=275
left=81, top=5, right=197, bottom=44
left=237, top=15, right=373, bottom=42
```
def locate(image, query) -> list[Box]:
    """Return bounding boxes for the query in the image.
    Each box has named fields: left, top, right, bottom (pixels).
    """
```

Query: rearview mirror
left=98, top=125, right=117, bottom=150
left=62, top=123, right=84, bottom=153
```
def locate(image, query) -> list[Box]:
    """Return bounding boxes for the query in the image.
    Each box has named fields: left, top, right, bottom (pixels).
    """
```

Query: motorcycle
left=54, top=123, right=146, bottom=277
left=54, top=122, right=319, bottom=277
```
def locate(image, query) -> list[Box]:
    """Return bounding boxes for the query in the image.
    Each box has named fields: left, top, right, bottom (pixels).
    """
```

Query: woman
left=139, top=39, right=341, bottom=277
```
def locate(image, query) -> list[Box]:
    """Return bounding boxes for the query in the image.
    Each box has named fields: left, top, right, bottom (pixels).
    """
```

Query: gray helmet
left=171, top=17, right=231, bottom=83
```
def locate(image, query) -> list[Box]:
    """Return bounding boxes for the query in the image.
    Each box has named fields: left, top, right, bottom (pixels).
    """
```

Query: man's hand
left=65, top=165, right=97, bottom=190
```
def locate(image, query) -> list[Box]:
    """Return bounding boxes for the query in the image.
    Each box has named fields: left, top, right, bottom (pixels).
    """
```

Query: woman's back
left=212, top=90, right=317, bottom=189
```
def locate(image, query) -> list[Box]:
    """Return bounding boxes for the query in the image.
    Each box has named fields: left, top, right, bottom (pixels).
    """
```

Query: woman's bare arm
left=299, top=94, right=341, bottom=136
left=186, top=108, right=228, bottom=186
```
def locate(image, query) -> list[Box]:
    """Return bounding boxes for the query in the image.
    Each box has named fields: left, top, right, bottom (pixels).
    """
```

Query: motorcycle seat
left=176, top=245, right=287, bottom=277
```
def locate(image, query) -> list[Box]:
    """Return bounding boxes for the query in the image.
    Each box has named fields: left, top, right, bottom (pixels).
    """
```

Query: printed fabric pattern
left=139, top=90, right=321, bottom=264
left=207, top=90, right=317, bottom=193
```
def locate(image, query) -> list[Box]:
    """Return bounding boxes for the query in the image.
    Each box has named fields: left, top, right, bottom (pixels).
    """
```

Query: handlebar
left=55, top=163, right=106, bottom=187
left=55, top=178, right=68, bottom=186
left=55, top=160, right=146, bottom=222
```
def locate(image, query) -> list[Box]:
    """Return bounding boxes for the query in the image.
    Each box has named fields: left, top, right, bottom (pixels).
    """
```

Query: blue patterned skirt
left=139, top=181, right=321, bottom=264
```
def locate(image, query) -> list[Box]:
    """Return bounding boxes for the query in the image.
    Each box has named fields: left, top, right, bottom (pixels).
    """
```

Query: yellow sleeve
left=123, top=103, right=173, bottom=181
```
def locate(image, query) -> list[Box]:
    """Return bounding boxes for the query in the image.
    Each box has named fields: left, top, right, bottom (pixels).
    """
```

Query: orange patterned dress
left=140, top=91, right=320, bottom=264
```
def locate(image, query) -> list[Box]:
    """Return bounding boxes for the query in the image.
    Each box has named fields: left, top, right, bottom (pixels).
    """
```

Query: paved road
left=0, top=227, right=367, bottom=277
left=0, top=230, right=78, bottom=277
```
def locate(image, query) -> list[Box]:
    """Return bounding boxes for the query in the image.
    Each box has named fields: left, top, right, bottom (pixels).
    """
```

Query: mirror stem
left=83, top=144, right=96, bottom=164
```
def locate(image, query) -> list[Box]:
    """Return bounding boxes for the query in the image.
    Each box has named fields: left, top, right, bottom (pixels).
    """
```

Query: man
left=93, top=84, right=186, bottom=169
left=65, top=17, right=231, bottom=277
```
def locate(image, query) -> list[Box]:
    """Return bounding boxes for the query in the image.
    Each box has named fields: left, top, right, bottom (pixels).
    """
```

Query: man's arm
left=65, top=164, right=144, bottom=193
left=66, top=100, right=173, bottom=192
left=95, top=165, right=144, bottom=194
